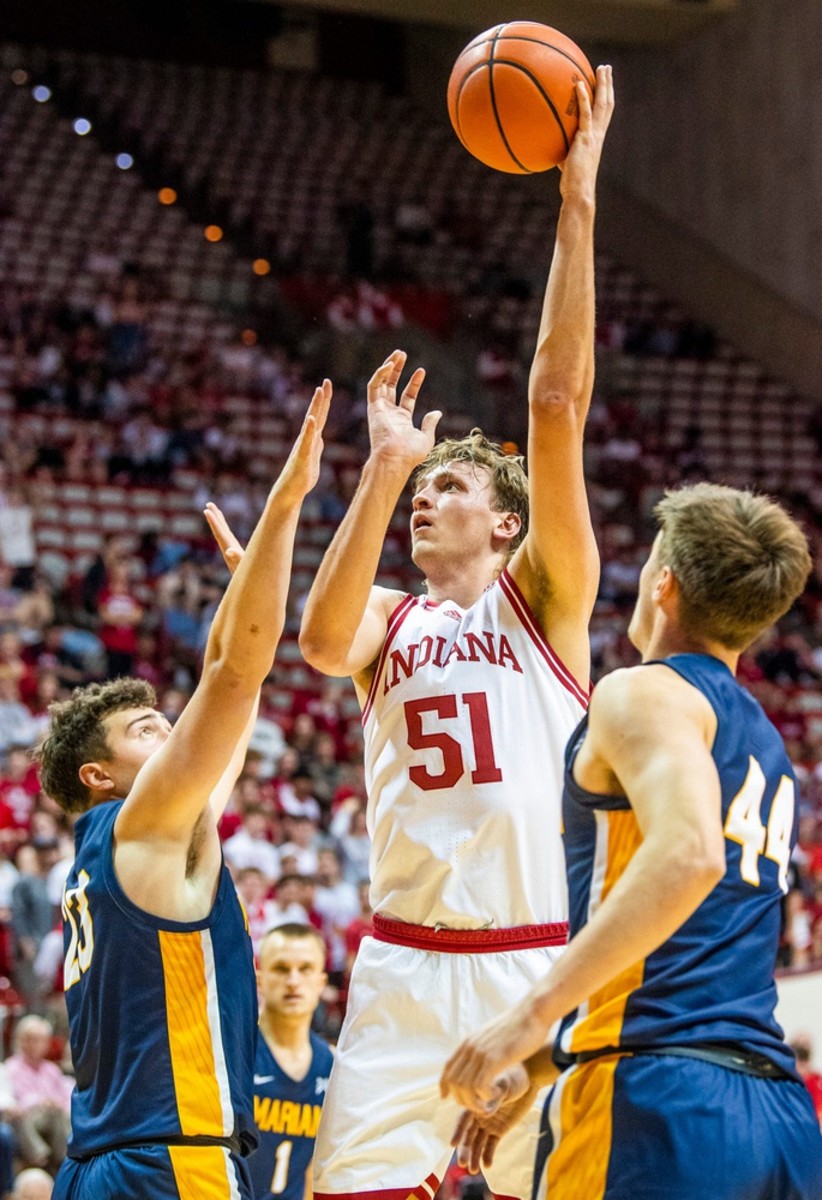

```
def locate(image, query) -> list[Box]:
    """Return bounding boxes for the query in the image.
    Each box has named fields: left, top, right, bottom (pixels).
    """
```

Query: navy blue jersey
left=62, top=801, right=258, bottom=1159
left=557, top=654, right=799, bottom=1078
left=248, top=1032, right=333, bottom=1199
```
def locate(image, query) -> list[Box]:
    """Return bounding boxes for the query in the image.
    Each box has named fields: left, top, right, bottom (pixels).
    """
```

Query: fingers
left=398, top=366, right=426, bottom=413
left=367, top=349, right=407, bottom=397
left=576, top=78, right=593, bottom=133
left=593, top=64, right=615, bottom=124
left=203, top=502, right=244, bottom=573
left=306, top=378, right=332, bottom=433
left=421, top=410, right=442, bottom=438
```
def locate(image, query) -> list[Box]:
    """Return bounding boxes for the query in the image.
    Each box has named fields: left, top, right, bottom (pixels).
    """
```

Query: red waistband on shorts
left=372, top=913, right=568, bottom=953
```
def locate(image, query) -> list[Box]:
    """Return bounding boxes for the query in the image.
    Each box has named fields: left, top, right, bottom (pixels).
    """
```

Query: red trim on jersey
left=498, top=569, right=590, bottom=708
left=361, top=594, right=417, bottom=727
left=373, top=913, right=568, bottom=952
left=315, top=1186, right=438, bottom=1200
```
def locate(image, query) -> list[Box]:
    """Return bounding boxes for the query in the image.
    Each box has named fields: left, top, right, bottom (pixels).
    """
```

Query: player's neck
left=642, top=626, right=739, bottom=674
left=423, top=553, right=504, bottom=608
left=259, top=1010, right=313, bottom=1054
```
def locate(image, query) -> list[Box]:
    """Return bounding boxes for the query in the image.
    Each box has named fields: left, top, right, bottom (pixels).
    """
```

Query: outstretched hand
left=276, top=378, right=332, bottom=504
left=203, top=503, right=244, bottom=575
left=366, top=349, right=441, bottom=472
left=559, top=64, right=615, bottom=197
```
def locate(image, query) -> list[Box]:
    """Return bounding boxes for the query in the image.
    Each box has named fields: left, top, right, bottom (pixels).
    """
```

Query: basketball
left=447, top=21, right=595, bottom=174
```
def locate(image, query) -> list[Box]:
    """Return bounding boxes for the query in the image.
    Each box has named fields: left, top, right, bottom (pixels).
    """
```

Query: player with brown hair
left=38, top=383, right=331, bottom=1200
left=299, top=68, right=614, bottom=1200
left=441, top=483, right=822, bottom=1200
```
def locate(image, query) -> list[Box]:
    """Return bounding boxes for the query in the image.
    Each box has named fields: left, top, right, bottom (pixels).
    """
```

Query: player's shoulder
left=370, top=584, right=413, bottom=620
left=591, top=663, right=711, bottom=725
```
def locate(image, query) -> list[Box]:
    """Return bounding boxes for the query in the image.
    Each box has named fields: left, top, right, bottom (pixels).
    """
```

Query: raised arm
left=440, top=663, right=725, bottom=1109
left=508, top=67, right=614, bottom=675
left=299, top=350, right=440, bottom=687
left=116, top=381, right=330, bottom=845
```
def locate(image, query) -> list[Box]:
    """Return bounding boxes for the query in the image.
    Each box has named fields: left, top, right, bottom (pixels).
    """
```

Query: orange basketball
left=447, top=21, right=595, bottom=174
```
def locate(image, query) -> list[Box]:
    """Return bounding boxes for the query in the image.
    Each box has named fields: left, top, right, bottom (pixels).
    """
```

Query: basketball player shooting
left=298, top=68, right=614, bottom=1200
left=37, top=383, right=331, bottom=1200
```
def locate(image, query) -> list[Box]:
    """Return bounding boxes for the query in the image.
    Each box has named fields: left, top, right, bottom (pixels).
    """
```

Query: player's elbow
left=298, top=629, right=346, bottom=677
left=678, top=825, right=726, bottom=893
left=528, top=383, right=585, bottom=423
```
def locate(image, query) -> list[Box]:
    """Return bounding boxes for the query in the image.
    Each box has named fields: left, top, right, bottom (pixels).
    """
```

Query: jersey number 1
left=404, top=693, right=502, bottom=791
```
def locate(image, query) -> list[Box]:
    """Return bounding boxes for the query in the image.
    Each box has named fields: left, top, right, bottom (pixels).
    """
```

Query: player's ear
left=78, top=762, right=116, bottom=793
left=495, top=510, right=521, bottom=546
left=652, top=565, right=677, bottom=608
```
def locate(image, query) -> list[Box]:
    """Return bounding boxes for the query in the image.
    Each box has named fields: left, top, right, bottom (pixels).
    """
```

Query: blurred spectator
left=223, top=807, right=280, bottom=883
left=11, top=840, right=59, bottom=1009
left=234, top=867, right=278, bottom=961
left=5, top=1016, right=72, bottom=1172
left=0, top=1059, right=17, bottom=1198
left=307, top=731, right=343, bottom=809
left=0, top=746, right=41, bottom=833
left=0, top=677, right=36, bottom=756
left=278, top=814, right=320, bottom=878
left=0, top=486, right=36, bottom=590
left=97, top=560, right=143, bottom=679
left=344, top=880, right=373, bottom=975
left=394, top=195, right=434, bottom=247
left=278, top=765, right=322, bottom=823
left=791, top=1033, right=822, bottom=1123
left=330, top=798, right=370, bottom=885
left=267, top=873, right=310, bottom=929
left=314, top=847, right=359, bottom=986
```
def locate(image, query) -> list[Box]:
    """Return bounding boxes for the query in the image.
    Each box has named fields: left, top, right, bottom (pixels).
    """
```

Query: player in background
left=249, top=925, right=334, bottom=1200
left=441, top=483, right=822, bottom=1200
left=299, top=69, right=614, bottom=1200
left=36, top=383, right=331, bottom=1200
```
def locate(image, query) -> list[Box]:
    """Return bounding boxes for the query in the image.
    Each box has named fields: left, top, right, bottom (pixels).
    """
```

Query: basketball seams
left=494, top=60, right=571, bottom=158
left=457, top=35, right=595, bottom=93
left=487, top=24, right=530, bottom=173
left=454, top=57, right=571, bottom=169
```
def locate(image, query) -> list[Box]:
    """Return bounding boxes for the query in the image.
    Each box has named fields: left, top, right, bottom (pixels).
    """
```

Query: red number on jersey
left=404, top=693, right=503, bottom=791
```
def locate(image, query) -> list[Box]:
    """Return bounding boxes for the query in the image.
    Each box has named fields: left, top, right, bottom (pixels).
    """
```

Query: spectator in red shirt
left=344, top=879, right=373, bottom=975
left=791, top=1034, right=822, bottom=1124
left=96, top=560, right=143, bottom=678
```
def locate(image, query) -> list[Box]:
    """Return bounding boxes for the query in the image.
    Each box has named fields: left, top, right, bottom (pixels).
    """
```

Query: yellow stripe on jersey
left=569, top=810, right=646, bottom=1053
left=159, top=930, right=225, bottom=1136
left=543, top=1058, right=618, bottom=1199
left=168, top=1145, right=237, bottom=1200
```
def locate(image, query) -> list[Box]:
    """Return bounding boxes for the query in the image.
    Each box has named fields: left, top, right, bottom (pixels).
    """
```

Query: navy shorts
left=53, top=1143, right=253, bottom=1200
left=534, top=1052, right=822, bottom=1200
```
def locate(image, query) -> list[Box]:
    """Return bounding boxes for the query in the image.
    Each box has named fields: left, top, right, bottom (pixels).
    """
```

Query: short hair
left=13, top=1014, right=52, bottom=1050
left=414, top=430, right=529, bottom=557
left=259, top=922, right=326, bottom=960
left=34, top=679, right=157, bottom=814
left=654, top=483, right=812, bottom=650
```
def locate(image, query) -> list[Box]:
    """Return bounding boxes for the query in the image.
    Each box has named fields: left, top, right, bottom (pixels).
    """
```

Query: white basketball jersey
left=362, top=567, right=588, bottom=929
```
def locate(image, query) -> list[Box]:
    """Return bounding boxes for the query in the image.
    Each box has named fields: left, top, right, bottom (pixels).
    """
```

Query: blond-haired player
left=300, top=69, right=614, bottom=1200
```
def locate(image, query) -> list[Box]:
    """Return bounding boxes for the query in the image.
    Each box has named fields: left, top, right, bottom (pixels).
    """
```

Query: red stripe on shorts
left=372, top=913, right=568, bottom=953
left=315, top=1192, right=427, bottom=1200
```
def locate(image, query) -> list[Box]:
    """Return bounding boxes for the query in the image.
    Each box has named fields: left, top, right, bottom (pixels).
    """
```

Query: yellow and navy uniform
left=536, top=654, right=822, bottom=1200
left=54, top=800, right=257, bottom=1200
left=248, top=1032, right=332, bottom=1199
